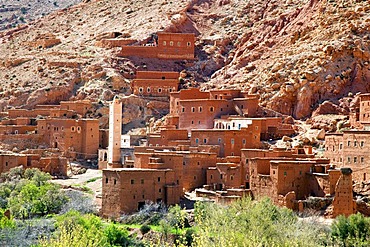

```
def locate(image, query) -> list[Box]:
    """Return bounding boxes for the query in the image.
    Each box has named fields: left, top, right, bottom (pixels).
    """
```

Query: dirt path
left=52, top=168, right=103, bottom=209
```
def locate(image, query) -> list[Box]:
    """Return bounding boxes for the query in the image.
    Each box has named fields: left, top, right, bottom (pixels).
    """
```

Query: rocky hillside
left=0, top=0, right=369, bottom=126
left=0, top=0, right=81, bottom=30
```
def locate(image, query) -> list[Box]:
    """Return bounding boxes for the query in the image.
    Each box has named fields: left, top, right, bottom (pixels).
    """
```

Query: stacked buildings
left=95, top=31, right=357, bottom=218
left=100, top=86, right=356, bottom=218
left=0, top=100, right=100, bottom=176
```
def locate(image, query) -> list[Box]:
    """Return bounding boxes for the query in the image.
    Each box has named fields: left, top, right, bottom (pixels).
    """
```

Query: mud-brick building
left=248, top=158, right=346, bottom=209
left=325, top=131, right=370, bottom=181
left=167, top=88, right=260, bottom=131
left=102, top=168, right=180, bottom=218
left=190, top=124, right=261, bottom=157
left=132, top=71, right=180, bottom=98
left=119, top=32, right=195, bottom=60
left=37, top=118, right=99, bottom=159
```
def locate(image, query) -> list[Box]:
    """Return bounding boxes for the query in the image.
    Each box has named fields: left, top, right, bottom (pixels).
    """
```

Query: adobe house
left=349, top=93, right=370, bottom=129
left=168, top=88, right=260, bottom=132
left=147, top=129, right=189, bottom=146
left=37, top=118, right=99, bottom=159
left=0, top=153, right=67, bottom=177
left=7, top=100, right=92, bottom=119
left=102, top=168, right=181, bottom=217
left=325, top=131, right=370, bottom=181
left=214, top=116, right=295, bottom=140
left=249, top=158, right=341, bottom=209
left=132, top=71, right=180, bottom=98
left=206, top=157, right=243, bottom=190
left=0, top=153, right=28, bottom=174
left=190, top=125, right=261, bottom=157
left=119, top=32, right=195, bottom=60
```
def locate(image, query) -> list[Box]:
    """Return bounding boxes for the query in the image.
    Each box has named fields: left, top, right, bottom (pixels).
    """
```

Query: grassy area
left=85, top=176, right=102, bottom=183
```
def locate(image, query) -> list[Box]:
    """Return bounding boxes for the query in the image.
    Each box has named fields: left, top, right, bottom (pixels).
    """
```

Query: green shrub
left=104, top=223, right=130, bottom=246
left=193, top=197, right=329, bottom=246
left=331, top=213, right=370, bottom=246
left=140, top=224, right=151, bottom=235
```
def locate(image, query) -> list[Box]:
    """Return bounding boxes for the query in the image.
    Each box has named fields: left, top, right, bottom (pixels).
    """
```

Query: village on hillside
left=0, top=31, right=369, bottom=220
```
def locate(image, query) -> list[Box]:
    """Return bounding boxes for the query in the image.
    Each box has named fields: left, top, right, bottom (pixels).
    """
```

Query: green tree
left=331, top=213, right=370, bottom=246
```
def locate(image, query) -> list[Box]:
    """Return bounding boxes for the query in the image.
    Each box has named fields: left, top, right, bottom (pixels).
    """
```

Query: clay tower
left=108, top=96, right=122, bottom=167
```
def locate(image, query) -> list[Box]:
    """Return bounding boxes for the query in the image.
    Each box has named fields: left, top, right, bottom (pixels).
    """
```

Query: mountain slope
left=0, top=0, right=369, bottom=121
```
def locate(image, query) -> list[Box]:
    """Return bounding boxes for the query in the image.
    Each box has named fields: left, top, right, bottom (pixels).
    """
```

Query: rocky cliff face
left=0, top=0, right=369, bottom=125
left=185, top=0, right=370, bottom=119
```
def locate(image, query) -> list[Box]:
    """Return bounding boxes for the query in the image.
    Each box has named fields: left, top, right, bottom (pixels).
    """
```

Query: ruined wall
left=332, top=168, right=356, bottom=217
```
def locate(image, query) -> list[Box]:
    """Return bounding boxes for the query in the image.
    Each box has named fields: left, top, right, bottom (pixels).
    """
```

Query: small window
left=284, top=171, right=287, bottom=176
left=131, top=179, right=134, bottom=184
left=361, top=141, right=364, bottom=147
left=5, top=162, right=8, bottom=167
left=158, top=88, right=162, bottom=93
left=71, top=126, right=75, bottom=132
left=203, top=138, right=207, bottom=144
left=139, top=87, right=143, bottom=93
left=163, top=41, right=166, bottom=46
left=194, top=176, right=196, bottom=180
left=182, top=107, right=185, bottom=112
left=195, top=138, right=199, bottom=144
left=218, top=138, right=222, bottom=143
left=354, top=157, right=357, bottom=163
left=77, top=126, right=81, bottom=132
left=230, top=175, right=234, bottom=181
left=197, top=161, right=200, bottom=166
left=147, top=87, right=151, bottom=93
left=191, top=107, right=195, bottom=112
left=158, top=177, right=161, bottom=182
left=187, top=42, right=191, bottom=46
left=105, top=178, right=108, bottom=183
left=210, top=175, right=213, bottom=179
left=159, top=188, right=162, bottom=193
left=220, top=174, right=223, bottom=179
left=231, top=139, right=234, bottom=144
left=170, top=41, right=174, bottom=46
left=340, top=144, right=343, bottom=149
left=354, top=141, right=357, bottom=147
left=191, top=120, right=194, bottom=124
left=348, top=157, right=351, bottom=163
left=361, top=157, right=364, bottom=163
left=210, top=107, right=214, bottom=112
left=348, top=141, right=351, bottom=146
left=141, top=179, right=144, bottom=184
left=242, top=139, right=246, bottom=144
left=114, top=179, right=116, bottom=185
left=199, top=107, right=202, bottom=112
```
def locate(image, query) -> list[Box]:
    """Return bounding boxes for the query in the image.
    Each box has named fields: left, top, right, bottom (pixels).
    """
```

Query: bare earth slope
left=0, top=0, right=82, bottom=31
left=0, top=0, right=369, bottom=122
